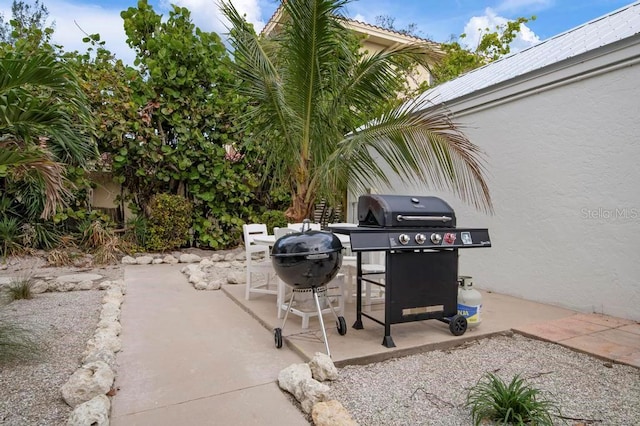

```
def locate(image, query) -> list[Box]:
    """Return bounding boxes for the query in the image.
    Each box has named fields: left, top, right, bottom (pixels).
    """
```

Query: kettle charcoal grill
left=331, top=194, right=491, bottom=348
left=271, top=221, right=347, bottom=356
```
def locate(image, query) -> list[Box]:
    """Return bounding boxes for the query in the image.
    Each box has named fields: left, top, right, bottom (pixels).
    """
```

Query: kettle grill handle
left=396, top=215, right=453, bottom=222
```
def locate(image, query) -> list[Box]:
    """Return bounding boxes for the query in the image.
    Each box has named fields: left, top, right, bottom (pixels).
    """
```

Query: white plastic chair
left=274, top=227, right=345, bottom=328
left=243, top=224, right=277, bottom=300
left=341, top=252, right=385, bottom=310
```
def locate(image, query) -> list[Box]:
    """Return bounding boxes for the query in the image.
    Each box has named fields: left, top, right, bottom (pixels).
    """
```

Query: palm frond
left=0, top=143, right=69, bottom=219
left=327, top=98, right=493, bottom=213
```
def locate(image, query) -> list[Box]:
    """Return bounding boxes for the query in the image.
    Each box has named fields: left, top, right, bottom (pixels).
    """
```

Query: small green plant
left=0, top=319, right=41, bottom=364
left=466, top=373, right=560, bottom=425
left=123, top=215, right=149, bottom=248
left=6, top=276, right=35, bottom=301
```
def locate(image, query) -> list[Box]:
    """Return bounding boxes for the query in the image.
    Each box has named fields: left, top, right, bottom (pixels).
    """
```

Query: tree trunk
left=285, top=186, right=315, bottom=222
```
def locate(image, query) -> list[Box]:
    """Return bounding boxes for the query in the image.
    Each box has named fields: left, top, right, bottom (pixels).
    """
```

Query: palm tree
left=0, top=52, right=96, bottom=219
left=221, top=0, right=492, bottom=221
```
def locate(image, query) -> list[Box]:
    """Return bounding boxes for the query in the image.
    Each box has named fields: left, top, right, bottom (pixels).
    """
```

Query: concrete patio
left=111, top=264, right=639, bottom=425
left=223, top=283, right=640, bottom=369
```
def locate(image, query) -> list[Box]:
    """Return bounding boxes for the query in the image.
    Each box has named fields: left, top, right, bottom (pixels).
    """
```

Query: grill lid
left=358, top=194, right=456, bottom=228
left=271, top=230, right=343, bottom=258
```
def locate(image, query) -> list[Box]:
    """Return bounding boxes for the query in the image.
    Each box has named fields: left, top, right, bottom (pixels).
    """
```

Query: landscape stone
left=152, top=258, right=164, bottom=264
left=312, top=400, right=357, bottom=426
left=61, top=361, right=114, bottom=408
left=121, top=256, right=136, bottom=265
left=278, top=363, right=312, bottom=401
left=226, top=270, right=246, bottom=285
left=179, top=253, right=202, bottom=263
left=163, top=255, right=179, bottom=264
left=75, top=280, right=95, bottom=291
left=66, top=394, right=110, bottom=426
left=82, top=349, right=116, bottom=369
left=31, top=279, right=49, bottom=294
left=309, top=352, right=339, bottom=381
left=56, top=273, right=103, bottom=283
left=135, top=256, right=153, bottom=265
left=208, top=279, right=223, bottom=290
left=300, top=379, right=330, bottom=414
left=52, top=281, right=76, bottom=292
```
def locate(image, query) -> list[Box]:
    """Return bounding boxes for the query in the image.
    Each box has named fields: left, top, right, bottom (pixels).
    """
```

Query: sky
left=0, top=0, right=635, bottom=64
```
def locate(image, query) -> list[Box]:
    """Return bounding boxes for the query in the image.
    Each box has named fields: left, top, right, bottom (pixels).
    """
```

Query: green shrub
left=146, top=194, right=193, bottom=251
left=0, top=319, right=40, bottom=364
left=260, top=210, right=288, bottom=234
left=466, top=372, right=560, bottom=425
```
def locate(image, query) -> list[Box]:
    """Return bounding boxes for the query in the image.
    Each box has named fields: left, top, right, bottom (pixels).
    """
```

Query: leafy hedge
left=146, top=194, right=193, bottom=252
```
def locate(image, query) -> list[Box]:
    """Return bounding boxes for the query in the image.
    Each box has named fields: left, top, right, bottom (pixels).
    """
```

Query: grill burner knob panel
left=398, top=234, right=410, bottom=245
left=430, top=233, right=442, bottom=244
left=415, top=233, right=426, bottom=244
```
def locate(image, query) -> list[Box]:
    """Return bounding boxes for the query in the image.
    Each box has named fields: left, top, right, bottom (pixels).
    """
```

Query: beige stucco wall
left=90, top=172, right=133, bottom=223
left=354, top=48, right=640, bottom=321
left=360, top=39, right=432, bottom=89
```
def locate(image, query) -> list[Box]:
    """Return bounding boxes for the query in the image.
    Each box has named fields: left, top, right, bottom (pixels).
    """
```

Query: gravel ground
left=0, top=290, right=104, bottom=426
left=328, top=333, right=640, bottom=425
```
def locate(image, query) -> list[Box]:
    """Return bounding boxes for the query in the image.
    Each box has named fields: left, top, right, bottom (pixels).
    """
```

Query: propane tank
left=457, top=276, right=482, bottom=328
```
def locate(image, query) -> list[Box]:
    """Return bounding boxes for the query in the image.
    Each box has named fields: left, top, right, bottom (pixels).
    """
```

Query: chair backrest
left=243, top=224, right=269, bottom=254
left=287, top=222, right=321, bottom=232
left=275, top=227, right=296, bottom=239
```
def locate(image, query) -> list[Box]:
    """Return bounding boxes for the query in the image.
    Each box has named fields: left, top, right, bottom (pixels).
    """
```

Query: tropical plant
left=431, top=16, right=535, bottom=85
left=0, top=217, right=23, bottom=257
left=221, top=0, right=492, bottom=222
left=465, top=372, right=560, bottom=425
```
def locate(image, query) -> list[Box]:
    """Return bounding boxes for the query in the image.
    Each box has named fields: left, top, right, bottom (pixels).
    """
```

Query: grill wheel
left=337, top=316, right=347, bottom=335
left=274, top=327, right=283, bottom=348
left=449, top=315, right=468, bottom=336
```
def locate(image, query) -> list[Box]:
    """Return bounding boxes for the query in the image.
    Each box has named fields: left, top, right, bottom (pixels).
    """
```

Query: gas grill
left=331, top=194, right=491, bottom=348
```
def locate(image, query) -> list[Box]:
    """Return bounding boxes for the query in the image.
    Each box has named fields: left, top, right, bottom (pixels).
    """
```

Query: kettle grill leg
left=313, top=287, right=331, bottom=357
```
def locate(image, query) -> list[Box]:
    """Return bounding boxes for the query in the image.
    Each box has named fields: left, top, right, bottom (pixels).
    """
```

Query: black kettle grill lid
left=271, top=230, right=343, bottom=257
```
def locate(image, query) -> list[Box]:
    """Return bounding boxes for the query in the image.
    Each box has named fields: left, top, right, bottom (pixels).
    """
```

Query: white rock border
left=63, top=279, right=125, bottom=425
left=278, top=352, right=357, bottom=425
left=53, top=248, right=258, bottom=425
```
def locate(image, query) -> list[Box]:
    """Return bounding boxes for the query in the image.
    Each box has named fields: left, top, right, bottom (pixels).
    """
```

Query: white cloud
left=10, top=0, right=267, bottom=65
left=461, top=7, right=540, bottom=54
left=353, top=13, right=367, bottom=23
left=42, top=0, right=134, bottom=64
left=165, top=0, right=266, bottom=35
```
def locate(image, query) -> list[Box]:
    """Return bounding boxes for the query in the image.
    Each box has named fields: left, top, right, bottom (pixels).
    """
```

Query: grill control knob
left=430, top=233, right=442, bottom=244
left=398, top=234, right=410, bottom=245
left=415, top=233, right=426, bottom=244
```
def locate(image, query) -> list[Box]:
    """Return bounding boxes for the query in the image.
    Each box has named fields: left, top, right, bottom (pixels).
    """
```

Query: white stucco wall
left=366, top=48, right=640, bottom=320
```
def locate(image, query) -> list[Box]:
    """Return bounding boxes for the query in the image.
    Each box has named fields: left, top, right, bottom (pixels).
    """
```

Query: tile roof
left=417, top=1, right=640, bottom=105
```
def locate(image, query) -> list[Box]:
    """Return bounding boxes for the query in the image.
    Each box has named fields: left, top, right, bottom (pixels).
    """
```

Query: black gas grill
left=331, top=194, right=491, bottom=348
